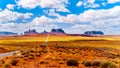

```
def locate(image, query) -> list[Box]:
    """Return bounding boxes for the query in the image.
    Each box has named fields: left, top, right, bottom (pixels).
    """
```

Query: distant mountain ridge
left=0, top=31, right=18, bottom=36
left=0, top=29, right=105, bottom=36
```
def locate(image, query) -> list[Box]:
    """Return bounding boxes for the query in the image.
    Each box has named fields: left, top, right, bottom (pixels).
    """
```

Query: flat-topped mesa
left=84, top=31, right=104, bottom=36
left=50, top=28, right=65, bottom=34
left=24, top=29, right=38, bottom=35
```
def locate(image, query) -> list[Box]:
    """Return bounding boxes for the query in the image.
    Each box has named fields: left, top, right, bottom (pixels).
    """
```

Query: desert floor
left=0, top=35, right=120, bottom=68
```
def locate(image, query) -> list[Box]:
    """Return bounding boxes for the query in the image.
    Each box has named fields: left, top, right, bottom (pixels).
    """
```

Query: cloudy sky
left=0, top=0, right=120, bottom=35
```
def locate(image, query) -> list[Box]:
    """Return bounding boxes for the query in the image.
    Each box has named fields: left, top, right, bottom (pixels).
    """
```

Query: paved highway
left=0, top=51, right=19, bottom=58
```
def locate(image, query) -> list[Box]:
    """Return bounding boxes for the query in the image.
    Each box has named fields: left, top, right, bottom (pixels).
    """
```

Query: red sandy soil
left=0, top=47, right=10, bottom=53
left=0, top=45, right=120, bottom=68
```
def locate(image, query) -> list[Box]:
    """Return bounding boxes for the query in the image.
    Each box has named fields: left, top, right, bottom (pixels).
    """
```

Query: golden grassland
left=0, top=35, right=120, bottom=51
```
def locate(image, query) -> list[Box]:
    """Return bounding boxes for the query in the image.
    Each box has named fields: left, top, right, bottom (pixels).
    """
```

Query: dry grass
left=0, top=35, right=120, bottom=51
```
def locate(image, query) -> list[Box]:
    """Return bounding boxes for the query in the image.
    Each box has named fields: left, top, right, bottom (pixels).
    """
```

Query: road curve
left=0, top=51, right=19, bottom=58
left=0, top=34, right=49, bottom=58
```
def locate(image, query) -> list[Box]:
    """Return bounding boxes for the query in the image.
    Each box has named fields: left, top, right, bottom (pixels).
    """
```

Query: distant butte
left=84, top=31, right=104, bottom=35
left=50, top=28, right=66, bottom=34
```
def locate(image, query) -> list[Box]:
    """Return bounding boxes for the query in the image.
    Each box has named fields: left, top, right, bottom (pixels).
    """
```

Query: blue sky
left=0, top=0, right=120, bottom=35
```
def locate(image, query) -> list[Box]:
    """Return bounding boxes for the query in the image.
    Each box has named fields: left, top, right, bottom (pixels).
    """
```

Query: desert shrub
left=46, top=57, right=53, bottom=60
left=84, top=60, right=92, bottom=67
left=21, top=52, right=25, bottom=55
left=4, top=63, right=10, bottom=68
left=36, top=53, right=41, bottom=57
left=40, top=61, right=49, bottom=64
left=28, top=49, right=34, bottom=53
left=28, top=55, right=34, bottom=59
left=54, top=45, right=59, bottom=48
left=0, top=59, right=5, bottom=66
left=82, top=60, right=85, bottom=64
left=66, top=59, right=79, bottom=66
left=65, top=50, right=70, bottom=54
left=41, top=49, right=48, bottom=53
left=59, top=61, right=64, bottom=64
left=21, top=52, right=29, bottom=57
left=116, top=54, right=120, bottom=57
left=23, top=58, right=28, bottom=61
left=92, top=60, right=100, bottom=66
left=40, top=61, right=45, bottom=64
left=100, top=61, right=117, bottom=68
left=29, top=53, right=34, bottom=56
left=13, top=52, right=17, bottom=55
left=10, top=58, right=18, bottom=66
left=63, top=58, right=67, bottom=61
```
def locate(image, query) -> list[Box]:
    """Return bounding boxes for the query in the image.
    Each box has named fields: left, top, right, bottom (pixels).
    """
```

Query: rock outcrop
left=40, top=31, right=48, bottom=34
left=24, top=29, right=38, bottom=35
left=84, top=31, right=104, bottom=35
left=50, top=28, right=65, bottom=34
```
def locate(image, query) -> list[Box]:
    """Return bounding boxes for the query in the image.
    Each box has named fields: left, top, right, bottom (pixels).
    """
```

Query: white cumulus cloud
left=76, top=0, right=100, bottom=8
left=31, top=6, right=120, bottom=26
left=79, top=6, right=120, bottom=26
left=0, top=9, right=33, bottom=23
left=0, top=8, right=2, bottom=11
left=76, top=1, right=83, bottom=7
left=16, top=0, right=69, bottom=12
left=108, top=0, right=120, bottom=3
left=31, top=15, right=57, bottom=25
left=58, top=14, right=79, bottom=23
left=6, top=4, right=15, bottom=10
